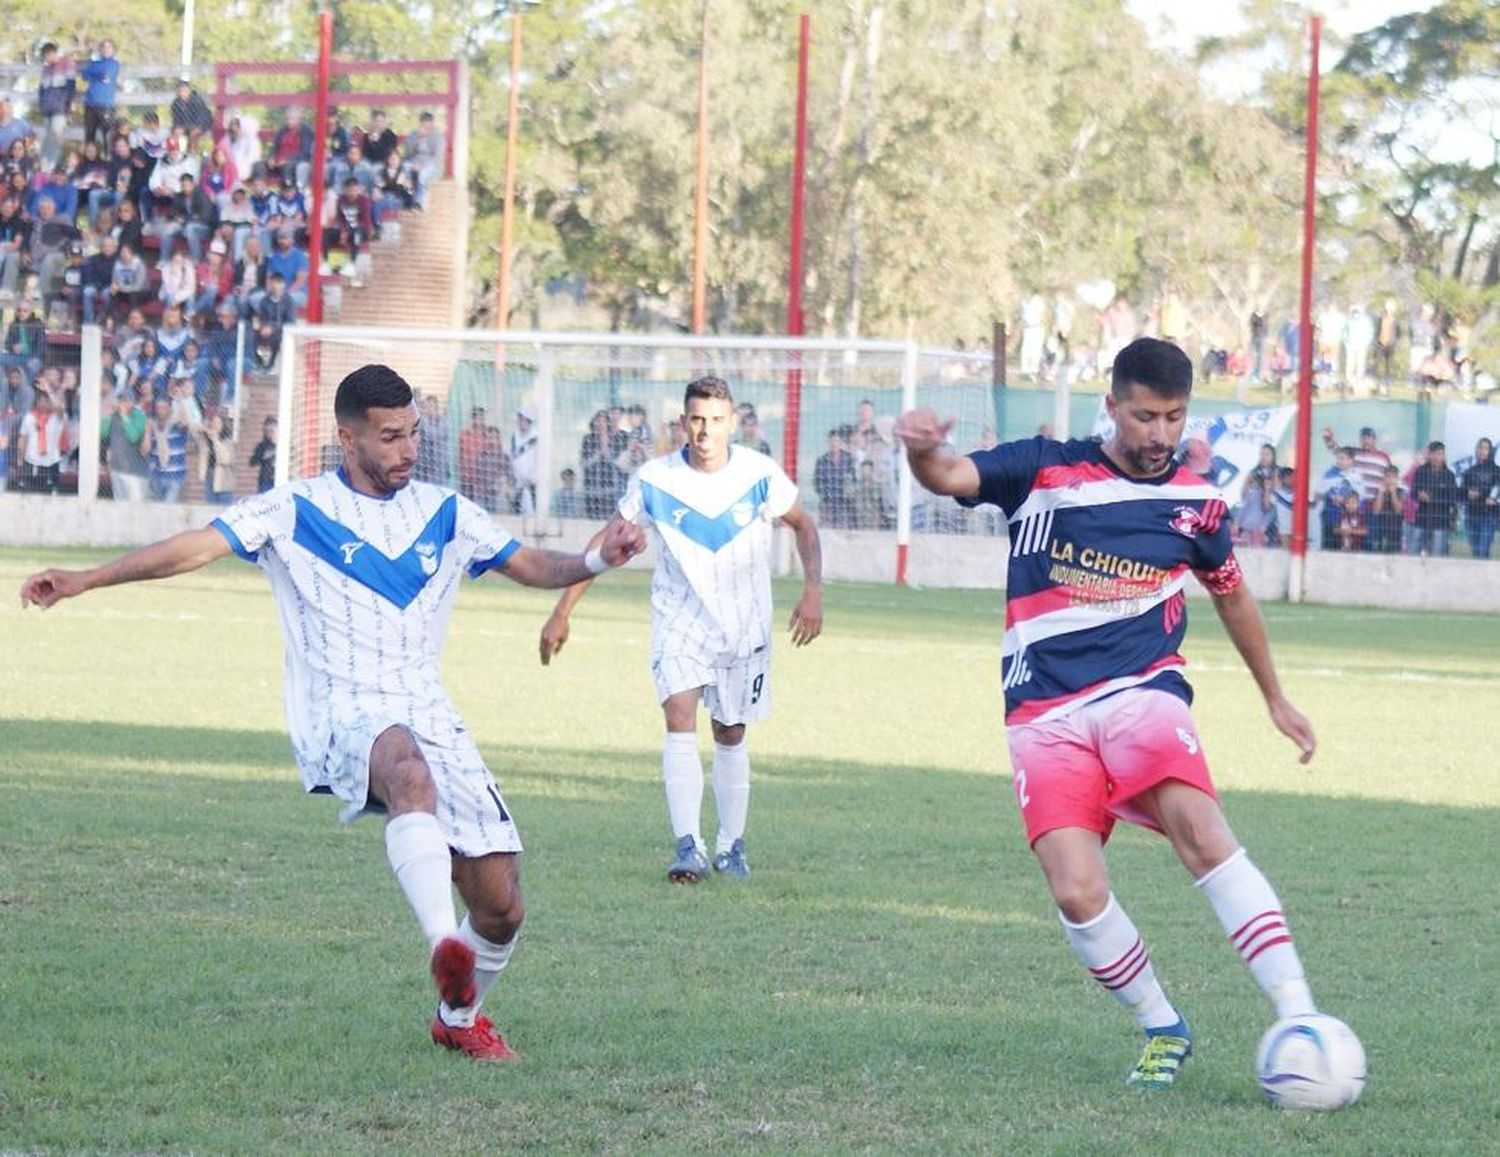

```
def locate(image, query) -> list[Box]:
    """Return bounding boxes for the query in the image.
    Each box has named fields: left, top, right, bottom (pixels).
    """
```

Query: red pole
left=1290, top=14, right=1320, bottom=560
left=301, top=10, right=333, bottom=477
left=783, top=13, right=809, bottom=480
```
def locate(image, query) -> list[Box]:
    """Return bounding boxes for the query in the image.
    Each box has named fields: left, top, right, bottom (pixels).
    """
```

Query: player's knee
left=471, top=890, right=525, bottom=944
left=711, top=721, right=745, bottom=746
left=380, top=754, right=437, bottom=815
left=1051, top=877, right=1110, bottom=924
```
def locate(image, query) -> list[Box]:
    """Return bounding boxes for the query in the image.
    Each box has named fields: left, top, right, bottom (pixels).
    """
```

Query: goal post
left=276, top=323, right=1009, bottom=583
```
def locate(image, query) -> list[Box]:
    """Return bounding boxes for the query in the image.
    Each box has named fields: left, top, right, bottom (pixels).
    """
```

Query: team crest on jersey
left=415, top=540, right=438, bottom=575
left=339, top=540, right=366, bottom=565
left=1168, top=506, right=1205, bottom=538
left=731, top=500, right=754, bottom=527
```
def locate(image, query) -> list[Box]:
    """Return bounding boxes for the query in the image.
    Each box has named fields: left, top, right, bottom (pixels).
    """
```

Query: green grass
left=2, top=549, right=1497, bottom=1153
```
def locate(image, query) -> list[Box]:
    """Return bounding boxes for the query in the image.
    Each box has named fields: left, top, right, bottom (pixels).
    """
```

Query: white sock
left=711, top=740, right=751, bottom=854
left=1196, top=847, right=1316, bottom=1018
left=1061, top=894, right=1181, bottom=1031
left=384, top=812, right=457, bottom=949
left=439, top=916, right=518, bottom=1029
left=662, top=731, right=704, bottom=846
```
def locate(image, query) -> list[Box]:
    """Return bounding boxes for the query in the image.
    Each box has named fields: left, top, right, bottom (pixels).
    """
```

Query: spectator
left=267, top=171, right=307, bottom=238
left=814, top=426, right=856, bottom=528
left=324, top=176, right=374, bottom=269
left=250, top=318, right=279, bottom=370
left=2, top=363, right=33, bottom=418
left=1235, top=475, right=1273, bottom=547
left=112, top=305, right=150, bottom=364
left=191, top=237, right=232, bottom=321
left=853, top=458, right=883, bottom=529
left=129, top=109, right=169, bottom=160
left=231, top=231, right=268, bottom=314
left=109, top=195, right=144, bottom=254
left=404, top=111, right=444, bottom=206
left=196, top=409, right=236, bottom=504
left=2, top=298, right=46, bottom=379
left=458, top=405, right=489, bottom=503
left=218, top=182, right=257, bottom=257
left=72, top=138, right=110, bottom=209
left=269, top=107, right=314, bottom=189
left=361, top=109, right=399, bottom=167
left=143, top=395, right=190, bottom=501
left=1411, top=440, right=1460, bottom=557
left=0, top=98, right=35, bottom=157
left=1460, top=437, right=1500, bottom=560
left=1315, top=447, right=1360, bottom=551
left=1321, top=424, right=1390, bottom=500
left=373, top=149, right=417, bottom=221
left=0, top=193, right=30, bottom=299
left=29, top=165, right=79, bottom=223
left=219, top=114, right=261, bottom=180
left=736, top=402, right=771, bottom=455
left=579, top=407, right=626, bottom=518
left=339, top=141, right=375, bottom=195
left=145, top=133, right=199, bottom=223
left=158, top=239, right=197, bottom=309
left=160, top=171, right=216, bottom=260
left=414, top=393, right=449, bottom=484
left=171, top=337, right=210, bottom=405
left=107, top=241, right=150, bottom=316
left=475, top=424, right=512, bottom=511
left=248, top=415, right=277, bottom=493
left=1368, top=464, right=1404, bottom=554
left=1335, top=491, right=1368, bottom=552
left=26, top=196, right=82, bottom=303
left=508, top=407, right=538, bottom=515
left=199, top=144, right=238, bottom=201
left=79, top=40, right=119, bottom=150
left=266, top=227, right=308, bottom=308
left=170, top=77, right=214, bottom=135
left=18, top=390, right=68, bottom=492
left=1374, top=299, right=1401, bottom=393
left=321, top=108, right=351, bottom=188
left=199, top=299, right=244, bottom=400
left=101, top=386, right=149, bottom=500
left=127, top=333, right=169, bottom=401
left=37, top=43, right=78, bottom=169
left=551, top=466, right=582, bottom=518
left=252, top=271, right=297, bottom=341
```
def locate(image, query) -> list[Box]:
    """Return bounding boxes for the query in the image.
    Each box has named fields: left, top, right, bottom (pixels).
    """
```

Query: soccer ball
left=1254, top=1014, right=1367, bottom=1111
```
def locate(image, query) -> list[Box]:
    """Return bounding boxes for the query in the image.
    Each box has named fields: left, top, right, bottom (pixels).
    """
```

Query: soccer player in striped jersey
left=895, top=337, right=1324, bottom=1090
left=540, top=376, right=823, bottom=883
left=19, top=364, right=646, bottom=1063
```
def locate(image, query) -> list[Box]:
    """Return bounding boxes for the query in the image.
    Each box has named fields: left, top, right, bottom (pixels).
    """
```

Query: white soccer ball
left=1255, top=1014, right=1367, bottom=1111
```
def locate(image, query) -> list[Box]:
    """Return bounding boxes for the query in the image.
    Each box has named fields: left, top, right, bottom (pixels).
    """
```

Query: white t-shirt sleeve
left=455, top=493, right=521, bottom=578
left=765, top=461, right=800, bottom=519
left=211, top=487, right=296, bottom=561
left=617, top=471, right=648, bottom=526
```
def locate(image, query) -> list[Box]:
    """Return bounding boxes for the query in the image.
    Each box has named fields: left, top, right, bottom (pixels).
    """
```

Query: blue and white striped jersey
left=210, top=469, right=519, bottom=790
left=620, top=446, right=800, bottom=665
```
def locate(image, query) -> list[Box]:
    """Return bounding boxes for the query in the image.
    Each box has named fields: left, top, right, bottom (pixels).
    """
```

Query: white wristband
left=583, top=547, right=610, bottom=575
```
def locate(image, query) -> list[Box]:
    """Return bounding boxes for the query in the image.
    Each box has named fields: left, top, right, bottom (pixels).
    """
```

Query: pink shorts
left=1005, top=688, right=1217, bottom=846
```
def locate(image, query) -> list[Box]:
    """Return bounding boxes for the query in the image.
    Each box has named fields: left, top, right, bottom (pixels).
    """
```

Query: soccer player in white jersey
left=539, top=376, right=823, bottom=883
left=896, top=338, right=1331, bottom=1090
left=19, top=364, right=646, bottom=1062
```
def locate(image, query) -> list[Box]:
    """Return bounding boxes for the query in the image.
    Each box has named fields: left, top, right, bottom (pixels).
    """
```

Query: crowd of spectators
left=0, top=36, right=443, bottom=500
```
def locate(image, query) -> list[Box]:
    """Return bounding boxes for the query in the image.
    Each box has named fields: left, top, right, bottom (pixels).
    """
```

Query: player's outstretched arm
left=1210, top=581, right=1316, bottom=764
left=19, top=526, right=234, bottom=610
left=536, top=519, right=610, bottom=665
left=780, top=500, right=823, bottom=647
left=894, top=408, right=981, bottom=500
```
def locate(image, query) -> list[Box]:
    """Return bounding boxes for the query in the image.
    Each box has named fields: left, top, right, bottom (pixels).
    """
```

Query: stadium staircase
left=197, top=179, right=463, bottom=502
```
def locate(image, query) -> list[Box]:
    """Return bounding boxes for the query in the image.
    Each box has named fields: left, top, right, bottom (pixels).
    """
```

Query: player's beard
left=1120, top=442, right=1174, bottom=477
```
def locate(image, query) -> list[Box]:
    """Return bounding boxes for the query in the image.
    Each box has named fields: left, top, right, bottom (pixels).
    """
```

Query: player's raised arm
left=778, top=500, right=823, bottom=647
left=499, top=516, right=644, bottom=600
left=1208, top=580, right=1316, bottom=764
left=20, top=525, right=234, bottom=610
left=894, top=408, right=981, bottom=500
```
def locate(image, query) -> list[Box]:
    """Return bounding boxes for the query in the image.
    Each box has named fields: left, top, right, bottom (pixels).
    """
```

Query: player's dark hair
left=335, top=363, right=413, bottom=425
left=1111, top=337, right=1192, bottom=399
left=685, top=375, right=733, bottom=408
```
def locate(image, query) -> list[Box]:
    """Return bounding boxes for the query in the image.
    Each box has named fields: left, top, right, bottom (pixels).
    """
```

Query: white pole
left=180, top=0, right=196, bottom=72
left=533, top=345, right=555, bottom=539
left=1052, top=360, right=1071, bottom=440
left=231, top=319, right=246, bottom=436
left=895, top=340, right=919, bottom=583
left=274, top=328, right=296, bottom=486
left=78, top=324, right=103, bottom=502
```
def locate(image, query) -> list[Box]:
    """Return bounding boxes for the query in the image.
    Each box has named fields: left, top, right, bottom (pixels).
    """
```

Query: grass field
left=2, top=547, right=1498, bottom=1154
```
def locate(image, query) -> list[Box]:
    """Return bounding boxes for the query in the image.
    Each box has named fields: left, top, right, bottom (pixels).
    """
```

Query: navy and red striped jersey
left=961, top=437, right=1242, bottom=725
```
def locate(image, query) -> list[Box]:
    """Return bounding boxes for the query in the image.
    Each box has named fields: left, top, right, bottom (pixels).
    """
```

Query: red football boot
left=430, top=1013, right=520, bottom=1062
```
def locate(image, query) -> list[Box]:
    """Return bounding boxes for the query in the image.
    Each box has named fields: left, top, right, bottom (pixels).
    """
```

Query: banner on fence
left=1091, top=401, right=1297, bottom=505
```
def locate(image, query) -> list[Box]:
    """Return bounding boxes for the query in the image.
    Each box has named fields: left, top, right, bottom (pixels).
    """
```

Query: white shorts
left=652, top=646, right=772, bottom=726
left=318, top=722, right=523, bottom=858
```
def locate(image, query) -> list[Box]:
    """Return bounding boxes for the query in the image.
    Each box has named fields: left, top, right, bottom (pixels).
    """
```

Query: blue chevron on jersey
left=638, top=476, right=770, bottom=552
left=290, top=491, right=458, bottom=608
